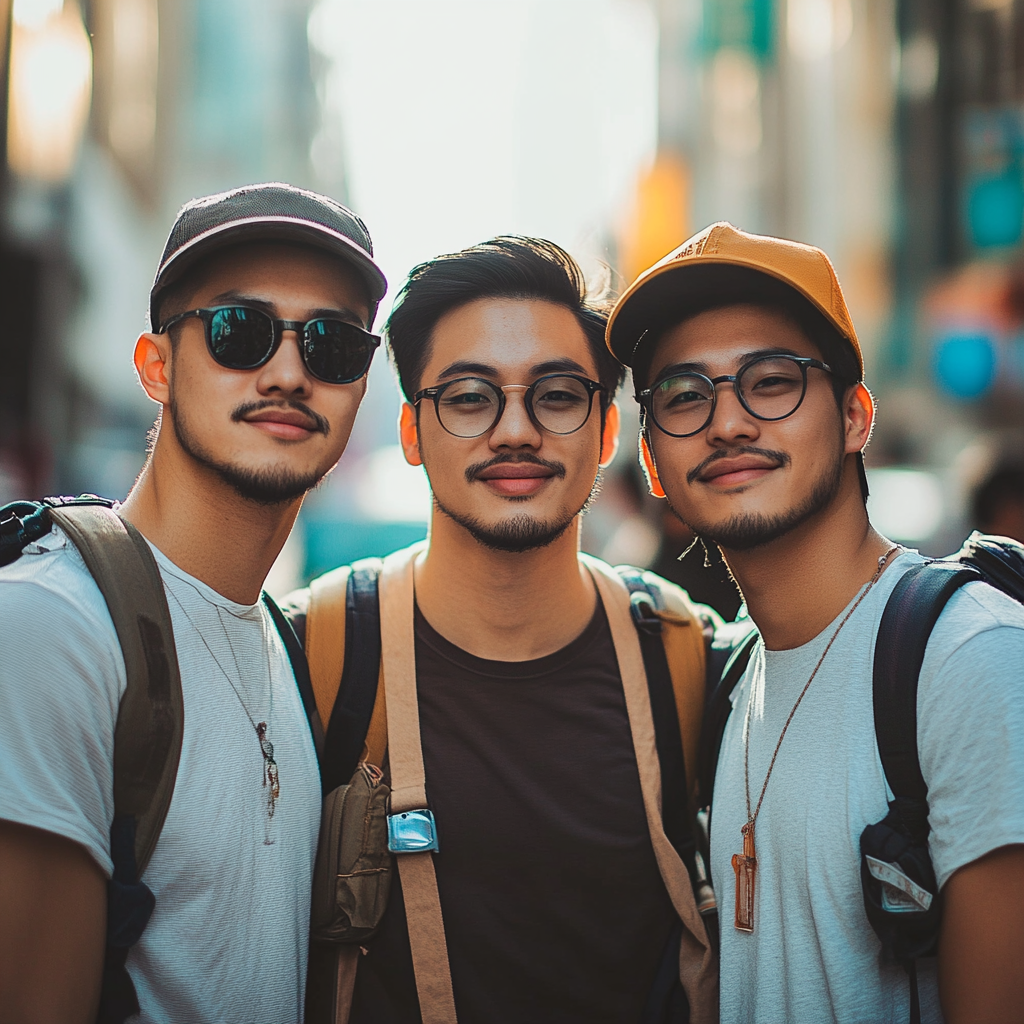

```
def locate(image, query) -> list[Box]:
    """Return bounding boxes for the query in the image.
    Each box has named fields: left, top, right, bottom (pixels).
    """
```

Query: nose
left=705, top=379, right=760, bottom=446
left=488, top=386, right=542, bottom=450
left=255, top=328, right=313, bottom=397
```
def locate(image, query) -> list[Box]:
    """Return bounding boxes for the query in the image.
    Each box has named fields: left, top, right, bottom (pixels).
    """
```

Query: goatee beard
left=673, top=449, right=844, bottom=552
left=433, top=471, right=602, bottom=554
left=432, top=495, right=579, bottom=553
left=170, top=399, right=324, bottom=506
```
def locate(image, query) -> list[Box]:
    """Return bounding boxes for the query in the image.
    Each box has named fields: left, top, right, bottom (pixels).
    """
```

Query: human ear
left=639, top=432, right=667, bottom=499
left=599, top=402, right=620, bottom=467
left=843, top=383, right=875, bottom=455
left=399, top=402, right=423, bottom=467
left=133, top=333, right=171, bottom=405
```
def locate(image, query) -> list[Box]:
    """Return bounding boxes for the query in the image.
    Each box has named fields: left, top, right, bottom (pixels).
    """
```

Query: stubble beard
left=169, top=398, right=325, bottom=506
left=670, top=446, right=845, bottom=553
left=433, top=471, right=602, bottom=554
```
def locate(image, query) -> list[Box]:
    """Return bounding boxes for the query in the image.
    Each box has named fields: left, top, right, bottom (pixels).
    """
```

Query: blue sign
left=933, top=332, right=997, bottom=400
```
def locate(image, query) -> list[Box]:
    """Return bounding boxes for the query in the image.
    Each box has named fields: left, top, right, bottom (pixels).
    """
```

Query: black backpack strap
left=698, top=628, right=758, bottom=817
left=263, top=593, right=324, bottom=763
left=873, top=562, right=980, bottom=809
left=322, top=558, right=383, bottom=793
left=615, top=567, right=693, bottom=865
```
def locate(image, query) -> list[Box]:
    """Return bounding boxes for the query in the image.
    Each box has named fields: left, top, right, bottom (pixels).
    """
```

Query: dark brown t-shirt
left=349, top=601, right=676, bottom=1024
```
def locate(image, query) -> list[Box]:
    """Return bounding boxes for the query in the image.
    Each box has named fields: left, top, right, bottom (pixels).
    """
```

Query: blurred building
left=0, top=0, right=318, bottom=511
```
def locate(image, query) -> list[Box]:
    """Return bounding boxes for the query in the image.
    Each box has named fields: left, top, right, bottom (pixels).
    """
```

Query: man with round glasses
left=287, top=236, right=719, bottom=1023
left=608, top=222, right=1024, bottom=1022
left=0, top=183, right=384, bottom=1022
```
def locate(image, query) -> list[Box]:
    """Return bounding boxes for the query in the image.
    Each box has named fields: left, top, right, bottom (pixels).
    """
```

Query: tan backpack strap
left=307, top=565, right=352, bottom=729
left=50, top=506, right=184, bottom=877
left=379, top=544, right=458, bottom=1024
left=361, top=665, right=388, bottom=767
left=582, top=557, right=719, bottom=1024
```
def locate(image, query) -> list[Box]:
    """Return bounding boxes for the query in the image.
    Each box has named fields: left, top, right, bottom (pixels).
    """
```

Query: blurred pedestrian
left=972, top=462, right=1024, bottom=542
left=608, top=222, right=1024, bottom=1024
left=0, top=183, right=385, bottom=1023
left=286, top=237, right=719, bottom=1024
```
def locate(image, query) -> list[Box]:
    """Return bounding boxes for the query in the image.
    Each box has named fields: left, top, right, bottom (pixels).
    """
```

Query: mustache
left=686, top=445, right=790, bottom=485
left=230, top=399, right=330, bottom=436
left=464, top=453, right=567, bottom=484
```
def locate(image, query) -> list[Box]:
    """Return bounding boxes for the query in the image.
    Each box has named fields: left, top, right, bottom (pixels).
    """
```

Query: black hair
left=384, top=236, right=626, bottom=401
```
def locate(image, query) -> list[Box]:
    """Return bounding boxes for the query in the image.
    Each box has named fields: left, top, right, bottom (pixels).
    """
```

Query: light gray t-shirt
left=0, top=527, right=321, bottom=1023
left=711, top=550, right=1024, bottom=1024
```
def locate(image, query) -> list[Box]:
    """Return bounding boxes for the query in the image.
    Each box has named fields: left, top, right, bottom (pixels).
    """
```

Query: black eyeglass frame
left=413, top=373, right=608, bottom=438
left=637, top=354, right=833, bottom=438
left=160, top=305, right=381, bottom=385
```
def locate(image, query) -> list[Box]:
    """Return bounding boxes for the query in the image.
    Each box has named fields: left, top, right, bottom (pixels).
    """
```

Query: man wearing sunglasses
left=608, top=222, right=1024, bottom=1023
left=288, top=236, right=718, bottom=1023
left=0, top=183, right=384, bottom=1023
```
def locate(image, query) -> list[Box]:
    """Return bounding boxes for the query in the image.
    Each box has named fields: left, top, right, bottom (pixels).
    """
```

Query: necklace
left=166, top=585, right=281, bottom=828
left=732, top=545, right=900, bottom=934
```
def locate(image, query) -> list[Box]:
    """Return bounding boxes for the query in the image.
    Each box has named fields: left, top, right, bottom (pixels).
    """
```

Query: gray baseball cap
left=149, top=182, right=387, bottom=329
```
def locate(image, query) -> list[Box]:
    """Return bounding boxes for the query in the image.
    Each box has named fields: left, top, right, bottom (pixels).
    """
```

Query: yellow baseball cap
left=606, top=221, right=863, bottom=377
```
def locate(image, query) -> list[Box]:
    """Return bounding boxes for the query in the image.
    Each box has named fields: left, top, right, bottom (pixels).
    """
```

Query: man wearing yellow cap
left=607, top=223, right=1024, bottom=1023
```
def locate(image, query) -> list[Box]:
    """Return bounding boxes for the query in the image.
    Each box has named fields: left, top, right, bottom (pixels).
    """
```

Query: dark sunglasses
left=160, top=305, right=380, bottom=384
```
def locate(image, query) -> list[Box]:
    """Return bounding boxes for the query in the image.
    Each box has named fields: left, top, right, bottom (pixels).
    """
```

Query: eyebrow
left=434, top=356, right=592, bottom=383
left=653, top=348, right=804, bottom=382
left=207, top=291, right=367, bottom=327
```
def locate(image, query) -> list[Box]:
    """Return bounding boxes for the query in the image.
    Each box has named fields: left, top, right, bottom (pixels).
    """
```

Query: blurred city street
left=2, top=0, right=1023, bottom=602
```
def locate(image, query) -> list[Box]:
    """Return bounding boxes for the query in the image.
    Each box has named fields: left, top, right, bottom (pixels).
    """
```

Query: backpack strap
left=613, top=566, right=703, bottom=860
left=698, top=627, right=758, bottom=817
left=50, top=506, right=184, bottom=878
left=379, top=544, right=458, bottom=1024
left=307, top=566, right=352, bottom=735
left=873, top=561, right=979, bottom=809
left=318, top=559, right=385, bottom=794
left=584, top=557, right=718, bottom=1023
left=263, top=592, right=323, bottom=761
left=46, top=505, right=184, bottom=1024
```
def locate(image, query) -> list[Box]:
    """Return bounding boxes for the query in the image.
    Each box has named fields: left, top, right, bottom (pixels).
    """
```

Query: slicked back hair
left=385, top=236, right=626, bottom=402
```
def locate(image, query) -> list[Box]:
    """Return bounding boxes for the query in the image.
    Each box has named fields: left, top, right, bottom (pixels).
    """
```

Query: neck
left=119, top=436, right=301, bottom=605
left=721, top=488, right=893, bottom=651
left=414, top=509, right=596, bottom=661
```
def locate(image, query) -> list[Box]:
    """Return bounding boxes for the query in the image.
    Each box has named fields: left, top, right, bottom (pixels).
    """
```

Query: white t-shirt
left=0, top=527, right=321, bottom=1024
left=711, top=550, right=1024, bottom=1024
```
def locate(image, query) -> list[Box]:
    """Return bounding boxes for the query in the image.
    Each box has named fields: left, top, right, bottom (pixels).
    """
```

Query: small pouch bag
left=310, top=762, right=393, bottom=943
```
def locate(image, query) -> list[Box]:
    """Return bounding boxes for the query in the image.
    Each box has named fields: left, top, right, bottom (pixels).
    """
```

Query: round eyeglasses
left=413, top=373, right=606, bottom=439
left=638, top=354, right=833, bottom=438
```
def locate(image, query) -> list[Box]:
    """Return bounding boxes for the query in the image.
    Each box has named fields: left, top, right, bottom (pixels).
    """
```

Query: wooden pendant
left=732, top=821, right=757, bottom=932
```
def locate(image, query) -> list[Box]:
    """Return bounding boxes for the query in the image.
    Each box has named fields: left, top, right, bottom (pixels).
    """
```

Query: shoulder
left=922, top=578, right=1024, bottom=669
left=0, top=527, right=121, bottom=662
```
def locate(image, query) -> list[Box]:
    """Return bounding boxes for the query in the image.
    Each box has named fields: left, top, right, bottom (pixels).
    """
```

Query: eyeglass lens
left=651, top=355, right=809, bottom=436
left=206, top=307, right=375, bottom=384
left=436, top=376, right=595, bottom=437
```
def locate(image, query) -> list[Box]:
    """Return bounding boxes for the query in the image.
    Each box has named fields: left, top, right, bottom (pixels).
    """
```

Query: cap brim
left=150, top=217, right=388, bottom=328
left=608, top=259, right=853, bottom=370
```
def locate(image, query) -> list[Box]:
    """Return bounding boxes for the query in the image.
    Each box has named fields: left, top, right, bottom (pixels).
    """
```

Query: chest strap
left=378, top=544, right=458, bottom=1024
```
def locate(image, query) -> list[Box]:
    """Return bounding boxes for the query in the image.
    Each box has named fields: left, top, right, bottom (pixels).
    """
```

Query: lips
left=699, top=455, right=781, bottom=487
left=243, top=407, right=319, bottom=441
left=473, top=461, right=556, bottom=497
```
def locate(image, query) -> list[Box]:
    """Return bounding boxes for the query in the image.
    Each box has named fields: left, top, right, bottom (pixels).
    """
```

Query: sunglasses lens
left=208, top=307, right=275, bottom=369
left=304, top=320, right=376, bottom=384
